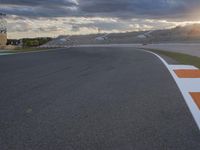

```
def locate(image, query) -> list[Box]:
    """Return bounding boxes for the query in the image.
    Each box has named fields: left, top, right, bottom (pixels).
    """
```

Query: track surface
left=0, top=47, right=199, bottom=150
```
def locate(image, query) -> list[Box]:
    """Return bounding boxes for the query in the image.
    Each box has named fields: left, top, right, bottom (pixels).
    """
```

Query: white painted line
left=178, top=79, right=200, bottom=92
left=169, top=65, right=198, bottom=70
left=143, top=49, right=200, bottom=131
left=0, top=53, right=14, bottom=56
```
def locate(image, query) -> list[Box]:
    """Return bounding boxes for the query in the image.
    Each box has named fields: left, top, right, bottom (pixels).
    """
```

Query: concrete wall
left=0, top=33, right=7, bottom=46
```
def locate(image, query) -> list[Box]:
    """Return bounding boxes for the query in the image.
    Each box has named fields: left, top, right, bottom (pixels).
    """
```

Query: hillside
left=42, top=24, right=200, bottom=47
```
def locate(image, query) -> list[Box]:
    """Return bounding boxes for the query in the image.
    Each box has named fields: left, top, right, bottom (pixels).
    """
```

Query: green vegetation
left=22, top=37, right=52, bottom=47
left=149, top=49, right=200, bottom=69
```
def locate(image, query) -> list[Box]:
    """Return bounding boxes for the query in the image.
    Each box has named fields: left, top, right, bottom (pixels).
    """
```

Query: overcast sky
left=1, top=0, right=200, bottom=39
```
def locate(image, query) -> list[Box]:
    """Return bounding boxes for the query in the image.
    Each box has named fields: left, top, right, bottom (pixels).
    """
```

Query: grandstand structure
left=0, top=13, right=7, bottom=46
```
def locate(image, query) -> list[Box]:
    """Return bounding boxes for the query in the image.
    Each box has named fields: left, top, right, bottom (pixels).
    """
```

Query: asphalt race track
left=0, top=47, right=200, bottom=150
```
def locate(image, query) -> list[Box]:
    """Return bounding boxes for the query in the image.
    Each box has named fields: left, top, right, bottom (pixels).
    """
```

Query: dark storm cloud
left=1, top=0, right=79, bottom=17
left=79, top=0, right=196, bottom=19
left=1, top=0, right=77, bottom=6
left=1, top=0, right=200, bottom=19
left=2, top=6, right=78, bottom=18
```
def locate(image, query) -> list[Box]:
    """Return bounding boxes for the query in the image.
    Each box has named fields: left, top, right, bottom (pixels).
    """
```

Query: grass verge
left=147, top=49, right=200, bottom=69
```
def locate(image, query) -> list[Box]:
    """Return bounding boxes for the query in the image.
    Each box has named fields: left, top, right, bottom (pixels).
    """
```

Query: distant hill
left=42, top=24, right=200, bottom=47
left=148, top=24, right=200, bottom=43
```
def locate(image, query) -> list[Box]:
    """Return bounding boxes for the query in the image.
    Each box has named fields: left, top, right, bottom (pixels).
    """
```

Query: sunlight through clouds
left=1, top=0, right=200, bottom=38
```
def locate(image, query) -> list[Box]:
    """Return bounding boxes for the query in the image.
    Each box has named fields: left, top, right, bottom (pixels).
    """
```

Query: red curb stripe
left=174, top=69, right=200, bottom=78
left=190, top=92, right=200, bottom=109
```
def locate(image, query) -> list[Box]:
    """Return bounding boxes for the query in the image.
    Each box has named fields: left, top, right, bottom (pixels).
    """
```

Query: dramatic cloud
left=1, top=0, right=200, bottom=19
left=1, top=0, right=78, bottom=6
left=1, top=0, right=79, bottom=17
left=1, top=0, right=200, bottom=38
left=79, top=0, right=200, bottom=21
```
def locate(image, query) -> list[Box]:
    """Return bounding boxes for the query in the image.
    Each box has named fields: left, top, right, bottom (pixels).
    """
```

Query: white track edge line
left=142, top=49, right=200, bottom=131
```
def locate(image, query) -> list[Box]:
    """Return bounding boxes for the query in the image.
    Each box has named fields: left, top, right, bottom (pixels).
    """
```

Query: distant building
left=137, top=34, right=146, bottom=39
left=95, top=33, right=110, bottom=41
left=7, top=39, right=21, bottom=46
left=0, top=13, right=7, bottom=46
